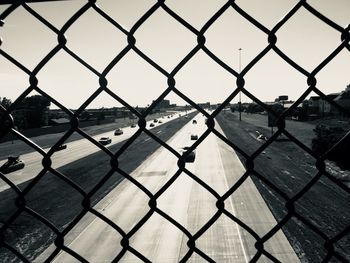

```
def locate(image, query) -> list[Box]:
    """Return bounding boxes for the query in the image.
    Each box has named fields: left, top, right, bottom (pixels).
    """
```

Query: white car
left=99, top=137, right=112, bottom=145
left=114, top=128, right=123, bottom=135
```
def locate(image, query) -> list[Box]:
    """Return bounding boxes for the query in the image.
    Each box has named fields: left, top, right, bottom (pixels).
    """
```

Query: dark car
left=56, top=144, right=67, bottom=151
left=153, top=119, right=158, bottom=123
left=182, top=147, right=196, bottom=163
left=158, top=120, right=163, bottom=123
left=150, top=123, right=155, bottom=127
left=191, top=134, right=198, bottom=140
left=131, top=124, right=136, bottom=128
left=99, top=137, right=112, bottom=145
left=114, top=128, right=123, bottom=135
left=192, top=120, right=197, bottom=124
left=0, top=156, right=25, bottom=174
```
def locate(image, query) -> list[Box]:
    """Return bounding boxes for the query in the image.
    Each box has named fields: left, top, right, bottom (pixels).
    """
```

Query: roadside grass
left=216, top=112, right=350, bottom=262
left=230, top=112, right=350, bottom=183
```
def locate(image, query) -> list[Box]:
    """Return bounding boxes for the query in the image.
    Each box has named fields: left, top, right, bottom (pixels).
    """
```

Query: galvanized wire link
left=0, top=0, right=349, bottom=262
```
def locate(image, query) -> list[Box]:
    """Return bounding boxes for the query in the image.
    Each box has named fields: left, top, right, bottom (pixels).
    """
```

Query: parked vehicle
left=153, top=119, right=158, bottom=123
left=150, top=123, right=155, bottom=127
left=114, top=128, right=123, bottom=135
left=99, top=137, right=112, bottom=145
left=131, top=124, right=136, bottom=128
left=192, top=120, right=197, bottom=124
left=0, top=156, right=25, bottom=174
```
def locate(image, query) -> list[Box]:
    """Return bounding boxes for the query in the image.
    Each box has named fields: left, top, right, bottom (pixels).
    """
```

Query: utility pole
left=238, top=48, right=242, bottom=121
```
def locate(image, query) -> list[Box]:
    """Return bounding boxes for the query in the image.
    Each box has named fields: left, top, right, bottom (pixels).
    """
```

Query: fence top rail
left=0, top=0, right=71, bottom=4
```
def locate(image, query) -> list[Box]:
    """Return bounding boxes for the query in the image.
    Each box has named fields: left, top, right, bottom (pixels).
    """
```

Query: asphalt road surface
left=39, top=114, right=299, bottom=262
left=0, top=111, right=197, bottom=262
left=0, top=113, right=182, bottom=192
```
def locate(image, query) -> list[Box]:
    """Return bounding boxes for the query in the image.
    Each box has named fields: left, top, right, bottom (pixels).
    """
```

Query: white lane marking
left=216, top=122, right=249, bottom=263
left=144, top=138, right=151, bottom=142
left=156, top=130, right=162, bottom=134
left=222, top=170, right=249, bottom=263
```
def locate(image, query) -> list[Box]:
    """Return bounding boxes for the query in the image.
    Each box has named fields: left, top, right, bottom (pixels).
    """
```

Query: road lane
left=0, top=113, right=184, bottom=192
left=39, top=114, right=299, bottom=262
left=41, top=113, right=197, bottom=262
left=215, top=125, right=300, bottom=262
left=181, top=126, right=248, bottom=262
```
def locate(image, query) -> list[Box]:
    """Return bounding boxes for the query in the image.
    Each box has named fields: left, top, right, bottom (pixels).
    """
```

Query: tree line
left=0, top=95, right=50, bottom=129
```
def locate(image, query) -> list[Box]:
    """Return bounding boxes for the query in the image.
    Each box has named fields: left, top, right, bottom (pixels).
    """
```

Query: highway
left=38, top=114, right=300, bottom=262
left=0, top=113, right=181, bottom=192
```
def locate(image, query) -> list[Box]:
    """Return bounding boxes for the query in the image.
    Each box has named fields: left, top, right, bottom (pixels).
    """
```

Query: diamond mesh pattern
left=0, top=0, right=349, bottom=262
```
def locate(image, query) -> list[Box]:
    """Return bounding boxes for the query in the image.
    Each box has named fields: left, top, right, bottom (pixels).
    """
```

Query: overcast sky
left=0, top=0, right=349, bottom=109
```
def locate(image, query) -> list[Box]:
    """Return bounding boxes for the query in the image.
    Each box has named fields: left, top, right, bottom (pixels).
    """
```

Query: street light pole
left=238, top=48, right=242, bottom=121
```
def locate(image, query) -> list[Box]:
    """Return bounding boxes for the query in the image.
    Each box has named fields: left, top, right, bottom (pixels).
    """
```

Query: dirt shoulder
left=216, top=112, right=350, bottom=263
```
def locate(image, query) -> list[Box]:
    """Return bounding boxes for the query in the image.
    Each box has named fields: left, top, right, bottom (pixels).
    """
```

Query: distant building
left=319, top=93, right=341, bottom=116
left=308, top=96, right=321, bottom=115
left=49, top=109, right=68, bottom=119
left=334, top=84, right=350, bottom=117
left=49, top=118, right=70, bottom=126
left=12, top=107, right=36, bottom=129
left=84, top=108, right=119, bottom=119
left=153, top=99, right=170, bottom=109
left=307, top=84, right=350, bottom=117
left=197, top=102, right=210, bottom=109
left=280, top=100, right=295, bottom=109
left=13, top=106, right=49, bottom=129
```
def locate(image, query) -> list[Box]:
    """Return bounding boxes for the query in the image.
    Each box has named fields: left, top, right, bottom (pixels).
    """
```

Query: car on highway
left=114, top=128, right=123, bottom=135
left=191, top=134, right=198, bottom=140
left=257, top=134, right=267, bottom=141
left=56, top=144, right=67, bottom=151
left=182, top=147, right=196, bottom=163
left=0, top=156, right=25, bottom=174
left=99, top=137, right=112, bottom=145
left=150, top=123, right=155, bottom=127
left=131, top=124, right=136, bottom=128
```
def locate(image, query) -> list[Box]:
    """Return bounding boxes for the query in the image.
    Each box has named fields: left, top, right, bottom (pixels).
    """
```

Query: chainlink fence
left=0, top=0, right=350, bottom=262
